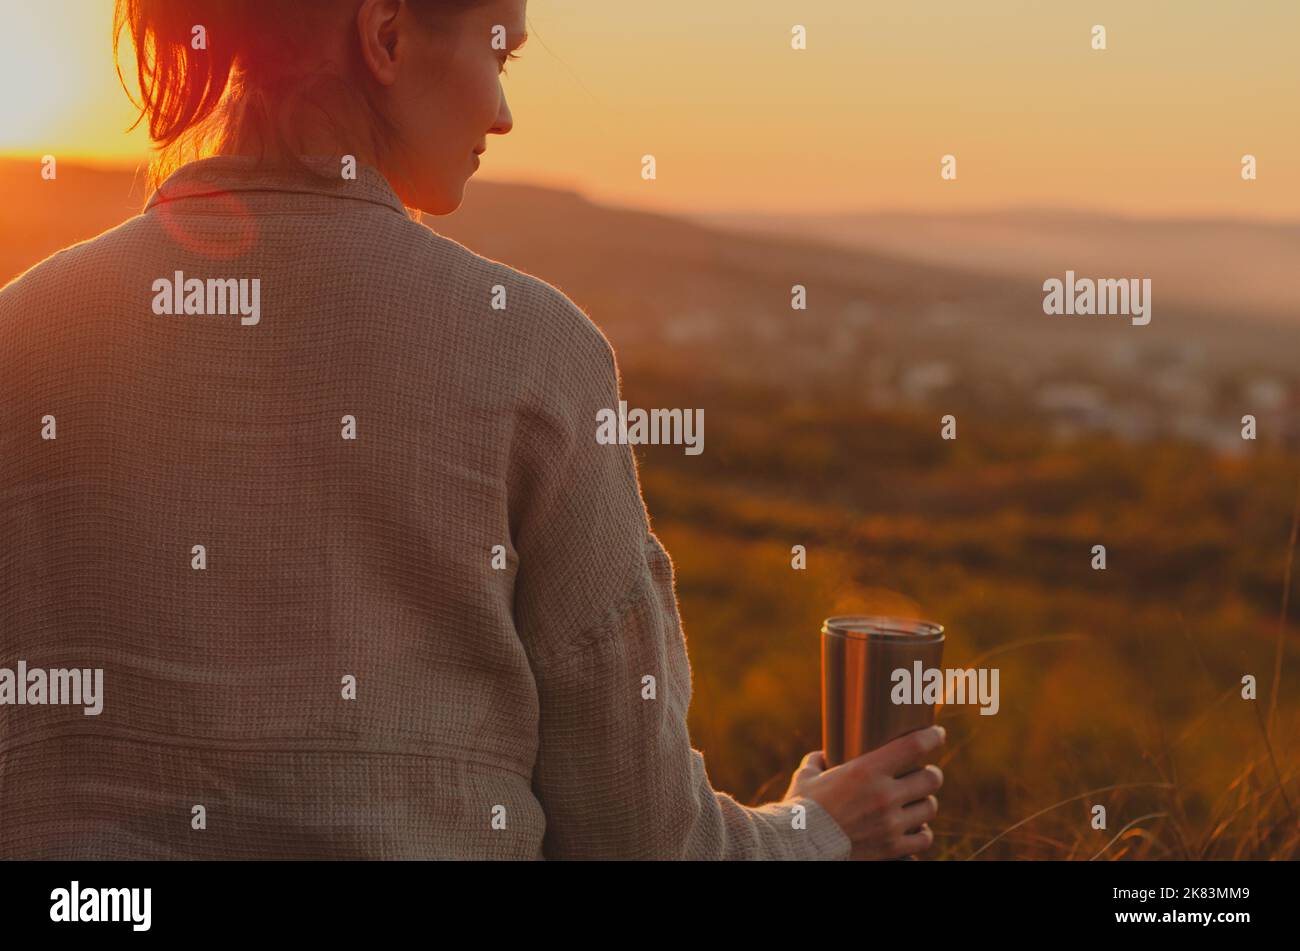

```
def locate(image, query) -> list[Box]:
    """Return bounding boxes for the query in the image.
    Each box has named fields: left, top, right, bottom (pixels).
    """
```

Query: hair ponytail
left=115, top=0, right=241, bottom=155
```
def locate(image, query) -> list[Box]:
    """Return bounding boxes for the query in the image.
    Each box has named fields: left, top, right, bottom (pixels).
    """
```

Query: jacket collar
left=145, top=155, right=413, bottom=219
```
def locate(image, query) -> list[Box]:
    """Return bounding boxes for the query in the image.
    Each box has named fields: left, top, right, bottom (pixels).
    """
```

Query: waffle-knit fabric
left=0, top=156, right=851, bottom=860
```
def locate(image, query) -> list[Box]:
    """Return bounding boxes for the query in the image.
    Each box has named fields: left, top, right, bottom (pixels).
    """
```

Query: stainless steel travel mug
left=821, top=615, right=945, bottom=768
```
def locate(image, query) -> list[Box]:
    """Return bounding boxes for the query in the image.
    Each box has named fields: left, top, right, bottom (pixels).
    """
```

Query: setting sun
left=0, top=1, right=147, bottom=162
left=0, top=5, right=66, bottom=148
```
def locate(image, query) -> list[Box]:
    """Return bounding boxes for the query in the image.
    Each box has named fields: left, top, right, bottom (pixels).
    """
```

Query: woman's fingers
left=895, top=823, right=935, bottom=857
left=894, top=763, right=944, bottom=805
left=900, top=794, right=939, bottom=829
left=862, top=725, right=946, bottom=778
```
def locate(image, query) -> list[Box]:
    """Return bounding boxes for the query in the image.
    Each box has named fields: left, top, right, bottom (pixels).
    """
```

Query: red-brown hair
left=114, top=0, right=489, bottom=190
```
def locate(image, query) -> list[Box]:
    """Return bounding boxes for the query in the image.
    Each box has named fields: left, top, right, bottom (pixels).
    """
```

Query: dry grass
left=633, top=371, right=1300, bottom=860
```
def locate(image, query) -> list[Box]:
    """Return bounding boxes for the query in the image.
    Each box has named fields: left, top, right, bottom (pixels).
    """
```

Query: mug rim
left=821, top=615, right=945, bottom=640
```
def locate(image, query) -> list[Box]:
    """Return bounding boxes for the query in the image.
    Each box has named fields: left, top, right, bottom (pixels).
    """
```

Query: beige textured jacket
left=0, top=156, right=851, bottom=860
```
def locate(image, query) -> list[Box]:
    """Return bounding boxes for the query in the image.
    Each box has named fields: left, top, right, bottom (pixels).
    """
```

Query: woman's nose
left=491, top=95, right=514, bottom=136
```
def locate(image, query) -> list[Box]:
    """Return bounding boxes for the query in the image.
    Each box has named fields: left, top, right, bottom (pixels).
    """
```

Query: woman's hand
left=785, top=725, right=946, bottom=860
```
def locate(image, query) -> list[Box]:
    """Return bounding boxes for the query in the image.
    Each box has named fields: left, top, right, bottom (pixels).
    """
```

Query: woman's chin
left=416, top=181, right=468, bottom=217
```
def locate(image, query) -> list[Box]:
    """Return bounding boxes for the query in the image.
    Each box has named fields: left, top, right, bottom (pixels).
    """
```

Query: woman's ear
left=356, top=0, right=404, bottom=85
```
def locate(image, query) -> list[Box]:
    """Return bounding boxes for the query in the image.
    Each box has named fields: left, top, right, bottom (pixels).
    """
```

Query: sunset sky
left=1, top=0, right=1297, bottom=219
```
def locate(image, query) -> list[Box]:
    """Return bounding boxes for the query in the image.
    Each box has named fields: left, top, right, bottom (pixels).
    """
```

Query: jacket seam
left=532, top=557, right=657, bottom=665
left=0, top=728, right=534, bottom=780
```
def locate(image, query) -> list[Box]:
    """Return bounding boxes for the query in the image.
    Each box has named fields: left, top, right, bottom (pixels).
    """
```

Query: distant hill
left=689, top=207, right=1300, bottom=325
left=0, top=161, right=152, bottom=285
left=0, top=158, right=993, bottom=311
left=0, top=157, right=1026, bottom=360
left=3, top=159, right=1299, bottom=391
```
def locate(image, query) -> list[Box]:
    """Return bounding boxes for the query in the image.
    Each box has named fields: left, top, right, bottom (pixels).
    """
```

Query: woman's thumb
left=797, top=750, right=827, bottom=778
left=785, top=750, right=828, bottom=801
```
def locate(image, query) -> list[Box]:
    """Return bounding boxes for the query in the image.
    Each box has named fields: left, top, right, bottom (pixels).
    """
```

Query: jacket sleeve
left=509, top=296, right=851, bottom=860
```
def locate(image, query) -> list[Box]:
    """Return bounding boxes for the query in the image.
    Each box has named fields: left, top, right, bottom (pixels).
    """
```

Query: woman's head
left=115, top=0, right=528, bottom=214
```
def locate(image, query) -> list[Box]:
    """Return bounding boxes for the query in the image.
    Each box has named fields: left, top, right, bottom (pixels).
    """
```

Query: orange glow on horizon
left=1, top=0, right=1297, bottom=220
